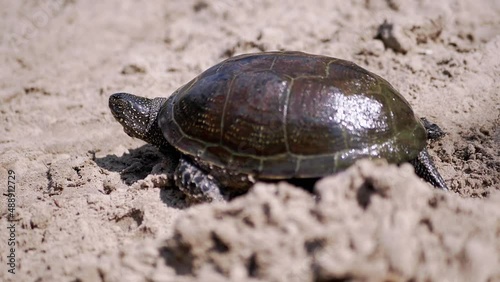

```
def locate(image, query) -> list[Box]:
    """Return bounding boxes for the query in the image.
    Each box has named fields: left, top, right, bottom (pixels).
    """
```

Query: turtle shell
left=158, top=51, right=426, bottom=178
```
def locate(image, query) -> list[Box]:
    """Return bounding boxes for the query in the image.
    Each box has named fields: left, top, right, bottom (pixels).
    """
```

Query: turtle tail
left=410, top=149, right=448, bottom=190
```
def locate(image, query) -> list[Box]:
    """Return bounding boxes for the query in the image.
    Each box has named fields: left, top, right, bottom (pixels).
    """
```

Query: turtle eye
left=109, top=93, right=137, bottom=119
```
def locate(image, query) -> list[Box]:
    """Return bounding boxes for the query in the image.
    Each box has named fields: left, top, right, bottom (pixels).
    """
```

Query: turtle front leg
left=410, top=149, right=448, bottom=191
left=174, top=157, right=227, bottom=203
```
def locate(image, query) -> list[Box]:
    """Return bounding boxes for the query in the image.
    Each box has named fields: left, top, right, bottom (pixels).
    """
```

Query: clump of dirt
left=160, top=160, right=500, bottom=282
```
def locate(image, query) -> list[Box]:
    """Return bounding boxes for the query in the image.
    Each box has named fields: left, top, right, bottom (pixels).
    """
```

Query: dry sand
left=0, top=0, right=499, bottom=281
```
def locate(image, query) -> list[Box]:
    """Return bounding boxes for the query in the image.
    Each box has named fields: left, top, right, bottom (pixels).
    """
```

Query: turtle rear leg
left=174, top=157, right=227, bottom=203
left=410, top=149, right=448, bottom=191
left=421, top=117, right=446, bottom=140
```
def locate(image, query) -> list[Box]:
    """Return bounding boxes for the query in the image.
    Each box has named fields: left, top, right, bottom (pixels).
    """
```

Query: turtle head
left=109, top=93, right=168, bottom=147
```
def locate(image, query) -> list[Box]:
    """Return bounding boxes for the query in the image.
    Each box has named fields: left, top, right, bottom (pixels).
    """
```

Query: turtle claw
left=174, top=157, right=227, bottom=203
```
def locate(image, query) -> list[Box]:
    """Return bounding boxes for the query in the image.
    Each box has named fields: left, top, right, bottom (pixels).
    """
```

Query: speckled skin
left=109, top=51, right=448, bottom=202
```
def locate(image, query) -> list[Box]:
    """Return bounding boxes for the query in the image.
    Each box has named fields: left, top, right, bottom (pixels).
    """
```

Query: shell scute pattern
left=159, top=52, right=426, bottom=178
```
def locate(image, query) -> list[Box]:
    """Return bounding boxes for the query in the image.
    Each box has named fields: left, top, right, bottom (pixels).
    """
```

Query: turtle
left=109, top=51, right=448, bottom=202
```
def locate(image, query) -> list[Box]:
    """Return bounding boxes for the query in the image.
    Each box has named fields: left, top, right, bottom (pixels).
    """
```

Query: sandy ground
left=0, top=0, right=499, bottom=281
